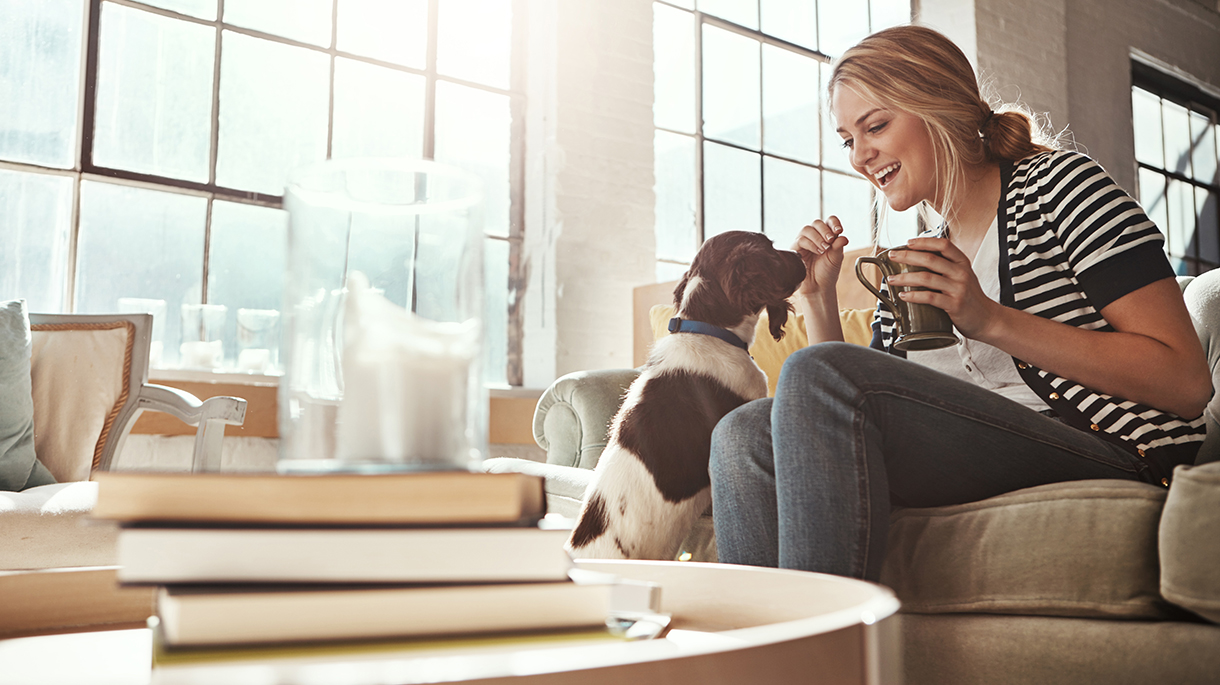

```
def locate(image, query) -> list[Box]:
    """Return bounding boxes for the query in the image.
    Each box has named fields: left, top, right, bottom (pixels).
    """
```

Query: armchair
left=1, top=308, right=247, bottom=636
left=486, top=274, right=1220, bottom=684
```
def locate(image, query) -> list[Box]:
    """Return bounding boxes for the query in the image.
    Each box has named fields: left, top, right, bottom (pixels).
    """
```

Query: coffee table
left=0, top=560, right=900, bottom=685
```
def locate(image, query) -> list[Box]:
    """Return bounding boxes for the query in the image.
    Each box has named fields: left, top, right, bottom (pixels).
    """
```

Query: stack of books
left=91, top=471, right=663, bottom=659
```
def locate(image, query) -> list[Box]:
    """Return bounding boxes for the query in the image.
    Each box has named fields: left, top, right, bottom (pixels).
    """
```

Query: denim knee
left=777, top=341, right=875, bottom=391
left=710, top=398, right=773, bottom=475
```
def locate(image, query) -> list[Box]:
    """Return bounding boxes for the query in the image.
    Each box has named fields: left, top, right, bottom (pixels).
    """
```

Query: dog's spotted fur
left=566, top=231, right=807, bottom=560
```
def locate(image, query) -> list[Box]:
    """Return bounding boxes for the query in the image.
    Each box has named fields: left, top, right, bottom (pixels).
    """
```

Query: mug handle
left=854, top=256, right=906, bottom=330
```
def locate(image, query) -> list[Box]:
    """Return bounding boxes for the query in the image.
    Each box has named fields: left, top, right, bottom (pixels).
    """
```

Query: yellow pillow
left=648, top=305, right=876, bottom=397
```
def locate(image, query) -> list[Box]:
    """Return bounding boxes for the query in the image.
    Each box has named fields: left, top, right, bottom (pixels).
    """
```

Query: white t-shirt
left=907, top=218, right=1051, bottom=413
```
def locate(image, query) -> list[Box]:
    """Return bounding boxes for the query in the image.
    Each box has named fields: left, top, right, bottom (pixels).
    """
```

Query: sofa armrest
left=533, top=369, right=639, bottom=470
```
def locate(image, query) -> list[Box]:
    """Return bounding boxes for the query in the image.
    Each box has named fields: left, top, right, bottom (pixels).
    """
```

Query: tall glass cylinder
left=280, top=158, right=485, bottom=472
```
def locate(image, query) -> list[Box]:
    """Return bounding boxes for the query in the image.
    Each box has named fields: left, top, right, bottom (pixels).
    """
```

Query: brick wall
left=522, top=0, right=656, bottom=386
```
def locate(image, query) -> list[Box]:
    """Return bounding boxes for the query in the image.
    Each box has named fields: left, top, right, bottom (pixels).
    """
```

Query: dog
left=565, top=230, right=807, bottom=560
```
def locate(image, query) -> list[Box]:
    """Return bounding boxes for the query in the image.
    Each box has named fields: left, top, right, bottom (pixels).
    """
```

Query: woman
left=708, top=25, right=1212, bottom=581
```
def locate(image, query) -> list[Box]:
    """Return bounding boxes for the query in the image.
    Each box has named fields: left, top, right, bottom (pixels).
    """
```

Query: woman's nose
left=850, top=138, right=875, bottom=169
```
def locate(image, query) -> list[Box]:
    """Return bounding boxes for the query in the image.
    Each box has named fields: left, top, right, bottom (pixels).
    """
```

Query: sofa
left=484, top=272, right=1220, bottom=684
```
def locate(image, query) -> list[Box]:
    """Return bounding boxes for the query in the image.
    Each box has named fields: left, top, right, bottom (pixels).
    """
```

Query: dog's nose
left=782, top=250, right=807, bottom=284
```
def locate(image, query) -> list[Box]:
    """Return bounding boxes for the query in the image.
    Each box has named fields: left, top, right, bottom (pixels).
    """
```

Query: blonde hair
left=828, top=25, right=1059, bottom=233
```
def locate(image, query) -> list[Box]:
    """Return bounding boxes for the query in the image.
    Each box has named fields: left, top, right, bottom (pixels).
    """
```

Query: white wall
left=522, top=0, right=656, bottom=387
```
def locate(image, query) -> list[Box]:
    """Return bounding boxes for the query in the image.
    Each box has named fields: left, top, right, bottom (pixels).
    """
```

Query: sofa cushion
left=0, top=482, right=119, bottom=570
left=880, top=479, right=1177, bottom=620
left=0, top=299, right=55, bottom=492
left=1160, top=461, right=1220, bottom=623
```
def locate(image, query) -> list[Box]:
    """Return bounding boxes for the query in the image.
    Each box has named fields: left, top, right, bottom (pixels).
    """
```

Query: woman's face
left=832, top=84, right=939, bottom=213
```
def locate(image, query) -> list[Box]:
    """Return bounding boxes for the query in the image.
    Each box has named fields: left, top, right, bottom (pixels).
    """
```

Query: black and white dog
left=566, top=231, right=807, bottom=560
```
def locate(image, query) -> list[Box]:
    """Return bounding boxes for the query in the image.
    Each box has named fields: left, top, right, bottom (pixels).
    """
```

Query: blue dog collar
left=668, top=317, right=750, bottom=352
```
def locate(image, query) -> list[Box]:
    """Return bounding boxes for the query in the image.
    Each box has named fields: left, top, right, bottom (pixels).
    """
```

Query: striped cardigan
left=870, top=149, right=1206, bottom=483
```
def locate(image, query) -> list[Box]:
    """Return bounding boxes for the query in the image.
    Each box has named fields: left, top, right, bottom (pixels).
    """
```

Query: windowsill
left=148, top=368, right=542, bottom=399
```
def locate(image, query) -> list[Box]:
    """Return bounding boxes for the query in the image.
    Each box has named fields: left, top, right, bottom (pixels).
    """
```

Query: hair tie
left=982, top=110, right=995, bottom=128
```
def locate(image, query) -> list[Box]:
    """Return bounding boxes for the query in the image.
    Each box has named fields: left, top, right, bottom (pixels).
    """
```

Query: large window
left=0, top=0, right=523, bottom=385
left=1132, top=62, right=1220, bottom=277
left=652, top=0, right=914, bottom=281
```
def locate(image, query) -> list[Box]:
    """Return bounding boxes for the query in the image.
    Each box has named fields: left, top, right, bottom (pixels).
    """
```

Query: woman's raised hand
left=792, top=217, right=850, bottom=300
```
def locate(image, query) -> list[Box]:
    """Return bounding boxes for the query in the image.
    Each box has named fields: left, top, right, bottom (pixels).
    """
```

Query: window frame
left=1131, top=58, right=1220, bottom=276
left=4, top=0, right=528, bottom=385
left=652, top=0, right=913, bottom=279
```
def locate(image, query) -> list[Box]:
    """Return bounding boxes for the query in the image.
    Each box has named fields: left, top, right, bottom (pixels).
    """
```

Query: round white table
left=0, top=560, right=900, bottom=685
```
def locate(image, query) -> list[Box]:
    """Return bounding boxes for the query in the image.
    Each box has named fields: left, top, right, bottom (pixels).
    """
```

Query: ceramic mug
left=855, top=246, right=958, bottom=352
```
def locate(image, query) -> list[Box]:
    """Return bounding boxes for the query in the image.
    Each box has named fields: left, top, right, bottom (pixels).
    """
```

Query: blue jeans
left=709, top=342, right=1147, bottom=581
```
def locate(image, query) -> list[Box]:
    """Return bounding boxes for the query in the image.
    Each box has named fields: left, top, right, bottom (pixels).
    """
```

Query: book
left=154, top=573, right=662, bottom=647
left=115, top=524, right=574, bottom=584
left=0, top=566, right=155, bottom=637
left=91, top=471, right=545, bottom=526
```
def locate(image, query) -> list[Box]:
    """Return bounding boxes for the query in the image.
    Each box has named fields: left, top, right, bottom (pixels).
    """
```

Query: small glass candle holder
left=180, top=303, right=227, bottom=370
left=236, top=308, right=280, bottom=374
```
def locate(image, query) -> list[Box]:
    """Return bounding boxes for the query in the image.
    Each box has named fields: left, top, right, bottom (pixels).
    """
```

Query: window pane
left=818, top=0, right=870, bottom=59
left=760, top=0, right=816, bottom=50
left=1197, top=187, right=1219, bottom=268
left=1138, top=168, right=1168, bottom=240
left=1131, top=87, right=1163, bottom=169
left=704, top=141, right=760, bottom=238
left=703, top=25, right=760, bottom=150
left=207, top=201, right=288, bottom=368
left=437, top=0, right=512, bottom=90
left=698, top=0, right=758, bottom=29
left=332, top=58, right=426, bottom=161
left=654, top=3, right=696, bottom=134
left=821, top=62, right=852, bottom=172
left=216, top=31, right=330, bottom=195
left=223, top=0, right=332, bottom=47
left=762, top=45, right=819, bottom=164
left=763, top=156, right=819, bottom=251
left=141, top=0, right=216, bottom=21
left=870, top=0, right=911, bottom=32
left=484, top=238, right=508, bottom=386
left=337, top=0, right=427, bottom=68
left=655, top=130, right=697, bottom=263
left=1163, top=100, right=1191, bottom=176
left=1166, top=177, right=1193, bottom=260
left=435, top=81, right=511, bottom=238
left=76, top=181, right=207, bottom=367
left=0, top=170, right=74, bottom=313
left=1190, top=110, right=1217, bottom=185
left=0, top=0, right=84, bottom=168
left=822, top=171, right=873, bottom=247
left=93, top=3, right=214, bottom=183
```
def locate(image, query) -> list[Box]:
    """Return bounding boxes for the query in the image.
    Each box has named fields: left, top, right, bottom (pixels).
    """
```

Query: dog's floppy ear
left=672, top=271, right=691, bottom=309
left=766, top=300, right=793, bottom=341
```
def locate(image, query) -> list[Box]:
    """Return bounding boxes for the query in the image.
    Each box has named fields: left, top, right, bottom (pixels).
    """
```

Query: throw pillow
left=0, top=299, right=55, bottom=491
